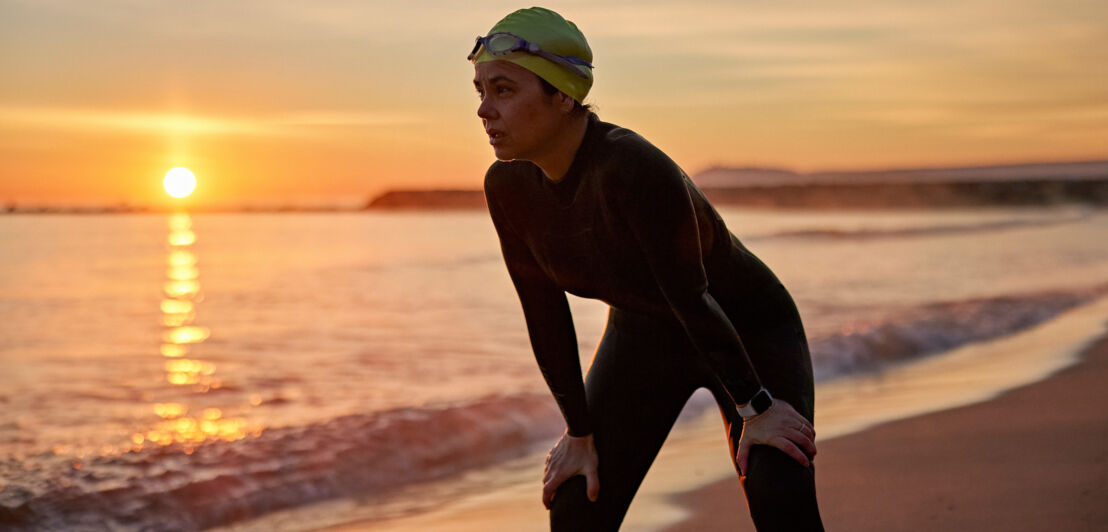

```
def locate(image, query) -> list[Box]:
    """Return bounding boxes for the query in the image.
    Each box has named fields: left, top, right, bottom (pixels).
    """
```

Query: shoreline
left=234, top=295, right=1108, bottom=532
left=275, top=295, right=1108, bottom=532
left=664, top=324, right=1108, bottom=531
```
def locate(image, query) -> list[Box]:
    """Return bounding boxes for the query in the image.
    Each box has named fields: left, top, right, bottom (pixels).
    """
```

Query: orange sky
left=2, top=0, right=1106, bottom=208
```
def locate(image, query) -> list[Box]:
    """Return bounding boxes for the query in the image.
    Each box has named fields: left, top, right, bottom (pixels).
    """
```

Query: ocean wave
left=810, top=287, right=1106, bottom=380
left=0, top=393, right=563, bottom=531
left=755, top=211, right=1089, bottom=241
left=343, top=253, right=501, bottom=274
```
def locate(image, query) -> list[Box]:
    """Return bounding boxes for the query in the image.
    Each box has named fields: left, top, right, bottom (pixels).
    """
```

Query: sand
left=663, top=333, right=1108, bottom=532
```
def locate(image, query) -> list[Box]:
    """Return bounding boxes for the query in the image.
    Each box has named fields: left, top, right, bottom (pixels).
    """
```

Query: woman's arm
left=485, top=172, right=592, bottom=437
left=609, top=145, right=818, bottom=471
left=610, top=146, right=764, bottom=406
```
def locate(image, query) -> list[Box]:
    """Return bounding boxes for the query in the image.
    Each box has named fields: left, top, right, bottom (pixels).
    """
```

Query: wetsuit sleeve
left=484, top=174, right=593, bottom=437
left=612, top=150, right=764, bottom=406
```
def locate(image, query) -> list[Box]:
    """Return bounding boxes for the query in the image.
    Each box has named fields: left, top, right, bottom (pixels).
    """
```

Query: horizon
left=3, top=0, right=1106, bottom=208
left=5, top=157, right=1107, bottom=210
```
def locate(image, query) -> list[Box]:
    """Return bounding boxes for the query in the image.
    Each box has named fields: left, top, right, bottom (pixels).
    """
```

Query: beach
left=666, top=333, right=1108, bottom=531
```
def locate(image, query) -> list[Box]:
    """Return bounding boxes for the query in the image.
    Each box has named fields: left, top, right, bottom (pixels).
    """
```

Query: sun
left=164, top=167, right=197, bottom=198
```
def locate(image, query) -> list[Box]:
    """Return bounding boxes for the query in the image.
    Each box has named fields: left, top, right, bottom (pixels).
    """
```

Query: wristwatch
left=737, top=388, right=773, bottom=418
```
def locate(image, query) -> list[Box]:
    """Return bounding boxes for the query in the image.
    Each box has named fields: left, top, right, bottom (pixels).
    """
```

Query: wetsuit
left=484, top=114, right=824, bottom=531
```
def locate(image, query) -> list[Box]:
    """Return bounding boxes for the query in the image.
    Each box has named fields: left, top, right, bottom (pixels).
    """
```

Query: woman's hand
left=542, top=430, right=599, bottom=509
left=735, top=398, right=817, bottom=476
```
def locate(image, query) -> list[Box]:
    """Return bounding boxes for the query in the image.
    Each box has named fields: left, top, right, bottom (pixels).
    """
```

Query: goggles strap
left=467, top=32, right=593, bottom=78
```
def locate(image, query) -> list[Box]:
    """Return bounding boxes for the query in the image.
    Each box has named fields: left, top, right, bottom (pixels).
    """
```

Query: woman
left=471, top=7, right=825, bottom=531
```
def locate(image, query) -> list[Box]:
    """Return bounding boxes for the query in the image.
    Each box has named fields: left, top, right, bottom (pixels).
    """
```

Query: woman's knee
left=549, top=475, right=596, bottom=530
left=740, top=446, right=824, bottom=531
left=742, top=445, right=815, bottom=492
left=550, top=474, right=638, bottom=531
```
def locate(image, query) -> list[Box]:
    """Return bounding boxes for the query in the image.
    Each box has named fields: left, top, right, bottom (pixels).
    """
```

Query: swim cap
left=471, top=7, right=593, bottom=104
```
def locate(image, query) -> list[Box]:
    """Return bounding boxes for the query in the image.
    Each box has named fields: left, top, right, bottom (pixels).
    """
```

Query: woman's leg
left=714, top=283, right=824, bottom=531
left=710, top=389, right=824, bottom=531
left=550, top=308, right=700, bottom=531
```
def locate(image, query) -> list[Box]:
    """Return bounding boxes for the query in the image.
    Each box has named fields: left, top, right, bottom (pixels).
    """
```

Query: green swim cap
left=471, top=7, right=593, bottom=104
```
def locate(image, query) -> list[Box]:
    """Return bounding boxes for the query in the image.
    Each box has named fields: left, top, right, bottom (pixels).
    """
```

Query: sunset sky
left=2, top=0, right=1105, bottom=208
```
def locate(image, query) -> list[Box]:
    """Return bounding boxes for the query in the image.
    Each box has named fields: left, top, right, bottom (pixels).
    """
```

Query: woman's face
left=474, top=60, right=569, bottom=162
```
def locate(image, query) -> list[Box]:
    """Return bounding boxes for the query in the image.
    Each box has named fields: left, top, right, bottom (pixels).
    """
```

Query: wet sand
left=663, top=333, right=1108, bottom=532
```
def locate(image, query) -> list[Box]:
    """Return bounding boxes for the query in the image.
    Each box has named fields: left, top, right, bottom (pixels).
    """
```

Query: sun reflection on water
left=127, top=212, right=260, bottom=452
left=137, top=404, right=262, bottom=449
left=160, top=299, right=194, bottom=315
left=167, top=265, right=199, bottom=281
left=163, top=279, right=201, bottom=299
left=169, top=248, right=196, bottom=267
left=162, top=325, right=210, bottom=344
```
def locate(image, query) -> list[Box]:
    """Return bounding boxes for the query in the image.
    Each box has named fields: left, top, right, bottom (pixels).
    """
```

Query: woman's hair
left=538, top=76, right=595, bottom=116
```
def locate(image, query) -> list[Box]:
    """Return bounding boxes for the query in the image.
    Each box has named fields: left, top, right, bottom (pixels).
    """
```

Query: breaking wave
left=0, top=394, right=562, bottom=531
left=810, top=288, right=1104, bottom=380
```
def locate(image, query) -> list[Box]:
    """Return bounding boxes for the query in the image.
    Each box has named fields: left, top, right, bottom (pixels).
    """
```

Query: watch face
left=752, top=390, right=772, bottom=414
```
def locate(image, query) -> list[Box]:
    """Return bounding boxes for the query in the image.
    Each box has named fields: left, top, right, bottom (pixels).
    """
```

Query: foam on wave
left=0, top=394, right=563, bottom=531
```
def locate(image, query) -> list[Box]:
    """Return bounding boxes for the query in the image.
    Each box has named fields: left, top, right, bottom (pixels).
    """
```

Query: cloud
left=0, top=107, right=425, bottom=137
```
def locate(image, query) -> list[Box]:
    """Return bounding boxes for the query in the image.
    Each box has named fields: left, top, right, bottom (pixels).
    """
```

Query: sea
left=1, top=205, right=1106, bottom=531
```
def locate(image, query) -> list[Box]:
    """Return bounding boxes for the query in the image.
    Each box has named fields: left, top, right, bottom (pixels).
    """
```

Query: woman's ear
left=558, top=92, right=576, bottom=114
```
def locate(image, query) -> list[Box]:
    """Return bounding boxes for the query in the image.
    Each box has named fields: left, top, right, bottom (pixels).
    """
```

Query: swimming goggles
left=467, top=32, right=594, bottom=79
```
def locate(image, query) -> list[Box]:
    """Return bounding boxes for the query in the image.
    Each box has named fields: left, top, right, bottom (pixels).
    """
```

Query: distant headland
left=688, top=159, right=1108, bottom=209
left=364, top=159, right=1108, bottom=210
left=366, top=189, right=486, bottom=210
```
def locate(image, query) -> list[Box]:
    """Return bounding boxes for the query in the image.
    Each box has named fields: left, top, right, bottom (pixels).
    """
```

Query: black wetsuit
left=484, top=114, right=824, bottom=531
